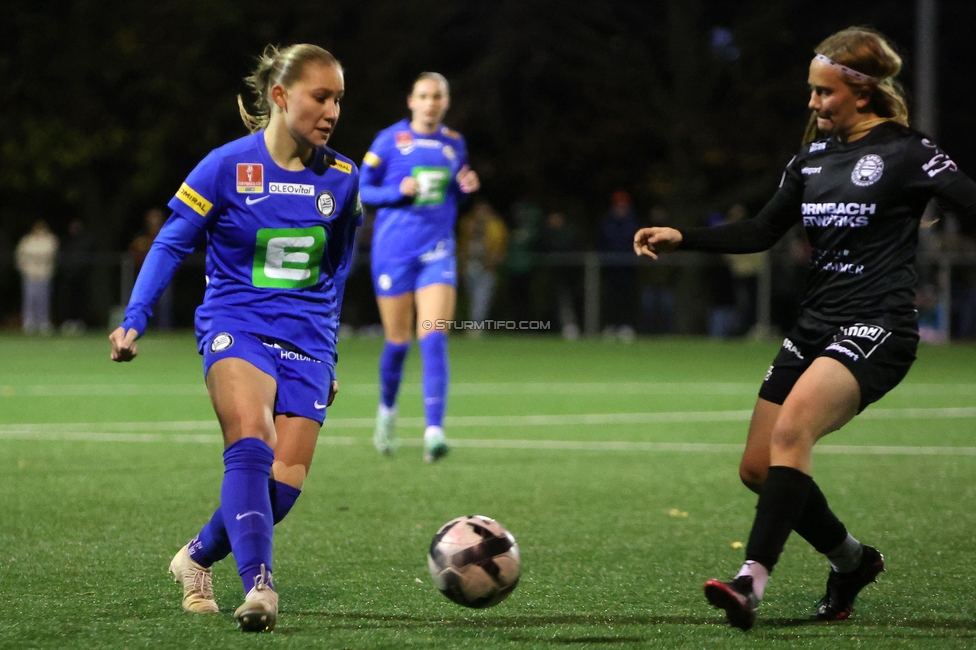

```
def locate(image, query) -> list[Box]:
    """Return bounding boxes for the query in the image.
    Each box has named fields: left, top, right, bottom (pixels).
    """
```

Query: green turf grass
left=2, top=333, right=976, bottom=648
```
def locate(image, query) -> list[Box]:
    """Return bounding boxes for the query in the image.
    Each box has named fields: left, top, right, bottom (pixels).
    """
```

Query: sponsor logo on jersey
left=441, top=126, right=461, bottom=139
left=419, top=240, right=451, bottom=263
left=210, top=332, right=234, bottom=353
left=236, top=163, right=264, bottom=193
left=279, top=349, right=320, bottom=362
left=825, top=342, right=859, bottom=361
left=809, top=141, right=827, bottom=152
left=363, top=151, right=381, bottom=167
left=176, top=183, right=212, bottom=217
left=801, top=203, right=875, bottom=227
left=840, top=323, right=886, bottom=341
left=316, top=190, right=336, bottom=218
left=782, top=338, right=804, bottom=360
left=413, top=138, right=444, bottom=149
left=330, top=159, right=353, bottom=174
left=270, top=182, right=315, bottom=196
left=245, top=195, right=270, bottom=205
left=801, top=166, right=822, bottom=175
left=395, top=131, right=413, bottom=148
left=922, top=152, right=958, bottom=178
left=820, top=261, right=865, bottom=274
left=851, top=154, right=884, bottom=186
left=442, top=145, right=455, bottom=160
left=833, top=322, right=891, bottom=358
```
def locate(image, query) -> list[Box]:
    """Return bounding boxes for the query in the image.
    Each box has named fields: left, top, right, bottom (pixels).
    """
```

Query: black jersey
left=678, top=122, right=976, bottom=326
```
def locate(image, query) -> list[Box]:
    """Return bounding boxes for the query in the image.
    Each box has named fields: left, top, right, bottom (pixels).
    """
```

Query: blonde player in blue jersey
left=360, top=72, right=480, bottom=462
left=108, top=44, right=361, bottom=632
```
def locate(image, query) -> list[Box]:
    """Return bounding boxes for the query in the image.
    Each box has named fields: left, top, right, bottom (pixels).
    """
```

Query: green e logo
left=252, top=227, right=326, bottom=289
left=412, top=166, right=450, bottom=206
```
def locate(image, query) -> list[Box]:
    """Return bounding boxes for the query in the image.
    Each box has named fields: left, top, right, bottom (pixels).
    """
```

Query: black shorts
left=759, top=314, right=918, bottom=412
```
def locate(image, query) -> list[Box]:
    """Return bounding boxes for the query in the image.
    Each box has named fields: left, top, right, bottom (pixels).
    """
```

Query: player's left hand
left=327, top=379, right=339, bottom=406
left=633, top=227, right=683, bottom=260
left=457, top=165, right=480, bottom=193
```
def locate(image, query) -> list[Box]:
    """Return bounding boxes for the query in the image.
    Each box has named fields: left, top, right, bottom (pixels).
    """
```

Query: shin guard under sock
left=220, top=438, right=275, bottom=594
left=745, top=465, right=813, bottom=571
left=379, top=341, right=410, bottom=409
left=419, top=332, right=449, bottom=428
left=189, top=477, right=302, bottom=567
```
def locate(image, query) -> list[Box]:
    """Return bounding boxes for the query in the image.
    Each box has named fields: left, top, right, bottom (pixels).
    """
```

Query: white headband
left=814, top=53, right=878, bottom=83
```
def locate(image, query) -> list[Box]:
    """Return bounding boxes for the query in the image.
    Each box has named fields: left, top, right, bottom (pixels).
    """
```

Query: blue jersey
left=360, top=119, right=469, bottom=262
left=123, top=131, right=361, bottom=363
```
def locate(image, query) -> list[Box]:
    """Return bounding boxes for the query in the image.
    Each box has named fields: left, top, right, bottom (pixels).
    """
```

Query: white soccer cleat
left=374, top=405, right=398, bottom=456
left=234, top=564, right=278, bottom=632
left=423, top=426, right=450, bottom=463
left=168, top=544, right=219, bottom=614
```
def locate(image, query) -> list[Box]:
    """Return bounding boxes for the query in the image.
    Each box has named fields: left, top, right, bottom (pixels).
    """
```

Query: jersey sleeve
left=120, top=213, right=206, bottom=336
left=678, top=154, right=805, bottom=253
left=904, top=137, right=976, bottom=221
left=449, top=134, right=470, bottom=198
left=359, top=130, right=409, bottom=207
left=166, top=150, right=224, bottom=225
left=327, top=170, right=364, bottom=364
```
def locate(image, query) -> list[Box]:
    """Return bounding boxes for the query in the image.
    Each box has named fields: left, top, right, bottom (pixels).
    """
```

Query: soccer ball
left=427, top=515, right=521, bottom=608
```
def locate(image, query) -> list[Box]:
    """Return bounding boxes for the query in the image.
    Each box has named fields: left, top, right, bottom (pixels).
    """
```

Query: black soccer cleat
left=816, top=545, right=884, bottom=621
left=704, top=575, right=760, bottom=631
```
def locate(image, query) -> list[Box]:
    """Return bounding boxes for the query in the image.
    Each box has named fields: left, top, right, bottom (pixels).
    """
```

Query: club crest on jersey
left=210, top=332, right=234, bottom=353
left=851, top=155, right=884, bottom=187
left=237, top=163, right=264, bottom=193
left=316, top=190, right=336, bottom=218
left=442, top=145, right=455, bottom=160
left=395, top=131, right=413, bottom=148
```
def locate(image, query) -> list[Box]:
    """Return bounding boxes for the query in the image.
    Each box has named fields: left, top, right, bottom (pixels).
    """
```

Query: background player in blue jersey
left=108, top=44, right=361, bottom=632
left=360, top=72, right=480, bottom=462
left=635, top=27, right=976, bottom=631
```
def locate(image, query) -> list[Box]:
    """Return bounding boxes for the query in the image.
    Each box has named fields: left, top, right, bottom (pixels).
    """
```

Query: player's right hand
left=109, top=327, right=140, bottom=362
left=633, top=227, right=683, bottom=260
left=399, top=176, right=419, bottom=197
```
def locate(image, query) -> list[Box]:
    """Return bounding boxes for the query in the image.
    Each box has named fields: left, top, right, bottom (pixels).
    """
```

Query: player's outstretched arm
left=109, top=327, right=140, bottom=362
left=633, top=227, right=683, bottom=260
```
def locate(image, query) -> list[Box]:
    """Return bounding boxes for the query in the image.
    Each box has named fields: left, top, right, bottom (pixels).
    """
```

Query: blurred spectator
left=638, top=206, right=676, bottom=334
left=129, top=208, right=173, bottom=330
left=721, top=204, right=766, bottom=336
left=537, top=210, right=580, bottom=339
left=58, top=218, right=96, bottom=334
left=599, top=190, right=640, bottom=342
left=458, top=200, right=508, bottom=332
left=15, top=220, right=59, bottom=335
left=506, top=201, right=542, bottom=322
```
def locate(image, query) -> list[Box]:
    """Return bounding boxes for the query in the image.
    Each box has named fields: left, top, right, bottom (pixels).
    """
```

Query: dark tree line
left=2, top=0, right=973, bottom=250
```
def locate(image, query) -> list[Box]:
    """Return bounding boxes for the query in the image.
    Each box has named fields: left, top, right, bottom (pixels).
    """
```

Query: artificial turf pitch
left=2, top=333, right=975, bottom=649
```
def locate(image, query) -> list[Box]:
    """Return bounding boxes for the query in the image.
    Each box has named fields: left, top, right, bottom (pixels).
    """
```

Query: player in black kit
left=634, top=27, right=976, bottom=631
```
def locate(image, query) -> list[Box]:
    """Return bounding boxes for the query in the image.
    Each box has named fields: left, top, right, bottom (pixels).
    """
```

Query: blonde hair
left=803, top=27, right=909, bottom=144
left=238, top=44, right=342, bottom=133
left=412, top=71, right=450, bottom=95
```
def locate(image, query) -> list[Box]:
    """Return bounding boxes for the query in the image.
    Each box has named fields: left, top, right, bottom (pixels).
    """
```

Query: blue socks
left=188, top=477, right=303, bottom=569
left=219, top=438, right=275, bottom=594
left=379, top=341, right=411, bottom=408
left=419, top=332, right=449, bottom=428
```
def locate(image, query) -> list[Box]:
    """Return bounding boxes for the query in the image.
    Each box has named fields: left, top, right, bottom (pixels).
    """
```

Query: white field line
left=5, top=382, right=976, bottom=397
left=2, top=406, right=976, bottom=456
left=3, top=406, right=976, bottom=434
left=0, top=429, right=974, bottom=456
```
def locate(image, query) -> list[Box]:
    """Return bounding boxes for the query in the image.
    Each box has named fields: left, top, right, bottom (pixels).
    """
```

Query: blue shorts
left=371, top=252, right=457, bottom=297
left=202, top=330, right=335, bottom=424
